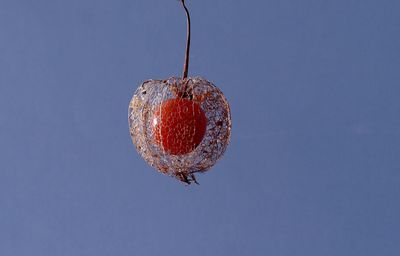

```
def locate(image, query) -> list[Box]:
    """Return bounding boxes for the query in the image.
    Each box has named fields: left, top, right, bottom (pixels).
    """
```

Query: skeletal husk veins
left=128, top=77, right=231, bottom=184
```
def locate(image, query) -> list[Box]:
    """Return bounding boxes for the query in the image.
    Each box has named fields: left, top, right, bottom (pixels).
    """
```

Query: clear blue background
left=1, top=0, right=399, bottom=255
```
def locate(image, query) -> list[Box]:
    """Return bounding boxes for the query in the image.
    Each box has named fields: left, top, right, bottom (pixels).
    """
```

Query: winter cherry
left=153, top=99, right=207, bottom=155
left=128, top=0, right=231, bottom=184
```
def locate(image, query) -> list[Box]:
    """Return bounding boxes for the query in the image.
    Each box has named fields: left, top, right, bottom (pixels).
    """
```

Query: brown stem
left=180, top=0, right=191, bottom=79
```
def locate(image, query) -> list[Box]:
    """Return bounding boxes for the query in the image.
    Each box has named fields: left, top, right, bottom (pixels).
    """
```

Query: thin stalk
left=180, top=0, right=191, bottom=79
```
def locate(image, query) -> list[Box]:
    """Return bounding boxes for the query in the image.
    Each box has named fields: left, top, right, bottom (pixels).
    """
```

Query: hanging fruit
left=128, top=0, right=231, bottom=184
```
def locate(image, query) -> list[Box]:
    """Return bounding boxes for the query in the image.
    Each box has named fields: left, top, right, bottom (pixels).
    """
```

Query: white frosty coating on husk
left=128, top=77, right=231, bottom=184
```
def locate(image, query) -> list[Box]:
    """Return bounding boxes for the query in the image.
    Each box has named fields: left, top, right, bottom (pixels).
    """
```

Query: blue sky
left=1, top=0, right=400, bottom=255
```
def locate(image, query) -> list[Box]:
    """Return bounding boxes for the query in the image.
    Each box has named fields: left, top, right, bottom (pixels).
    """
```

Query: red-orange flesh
left=153, top=99, right=207, bottom=155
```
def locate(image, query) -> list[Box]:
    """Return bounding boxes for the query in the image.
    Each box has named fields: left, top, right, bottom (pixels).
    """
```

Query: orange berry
left=153, top=99, right=207, bottom=155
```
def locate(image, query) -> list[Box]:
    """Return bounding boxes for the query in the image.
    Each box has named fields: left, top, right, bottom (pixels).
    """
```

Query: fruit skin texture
left=153, top=98, right=207, bottom=155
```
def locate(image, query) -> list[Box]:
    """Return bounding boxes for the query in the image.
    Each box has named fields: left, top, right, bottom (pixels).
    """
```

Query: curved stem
left=180, top=0, right=191, bottom=79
